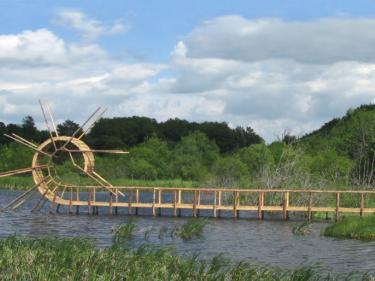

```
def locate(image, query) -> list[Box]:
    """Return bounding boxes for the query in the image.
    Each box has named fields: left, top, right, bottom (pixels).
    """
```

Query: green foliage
left=0, top=236, right=372, bottom=280
left=172, top=132, right=219, bottom=180
left=324, top=216, right=375, bottom=240
left=308, top=149, right=352, bottom=182
left=57, top=120, right=81, bottom=136
left=237, top=143, right=274, bottom=177
left=212, top=156, right=248, bottom=186
left=128, top=137, right=171, bottom=179
left=0, top=143, right=33, bottom=171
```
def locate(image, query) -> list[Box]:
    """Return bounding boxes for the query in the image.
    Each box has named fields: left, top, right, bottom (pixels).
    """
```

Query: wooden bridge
left=13, top=185, right=373, bottom=221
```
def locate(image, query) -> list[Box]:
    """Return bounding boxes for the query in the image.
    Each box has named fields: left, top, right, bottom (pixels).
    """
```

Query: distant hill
left=299, top=104, right=375, bottom=158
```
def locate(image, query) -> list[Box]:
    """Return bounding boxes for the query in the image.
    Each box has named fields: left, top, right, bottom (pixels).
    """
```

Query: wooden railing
left=52, top=186, right=375, bottom=221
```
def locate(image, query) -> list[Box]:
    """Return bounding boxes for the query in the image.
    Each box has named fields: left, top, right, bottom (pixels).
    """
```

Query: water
left=1, top=189, right=374, bottom=275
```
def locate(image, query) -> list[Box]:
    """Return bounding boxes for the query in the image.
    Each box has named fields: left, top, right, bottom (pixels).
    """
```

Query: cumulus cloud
left=183, top=16, right=375, bottom=64
left=55, top=9, right=128, bottom=40
left=2, top=15, right=375, bottom=142
left=163, top=16, right=375, bottom=140
left=0, top=28, right=165, bottom=125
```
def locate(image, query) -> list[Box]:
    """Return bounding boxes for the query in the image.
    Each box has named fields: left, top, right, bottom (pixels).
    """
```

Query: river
left=0, top=189, right=374, bottom=275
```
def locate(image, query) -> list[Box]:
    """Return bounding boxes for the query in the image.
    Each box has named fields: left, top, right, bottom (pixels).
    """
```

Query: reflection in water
left=0, top=190, right=374, bottom=274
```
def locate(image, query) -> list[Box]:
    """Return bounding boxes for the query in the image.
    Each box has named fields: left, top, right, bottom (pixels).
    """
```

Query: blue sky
left=2, top=0, right=375, bottom=61
left=1, top=1, right=375, bottom=141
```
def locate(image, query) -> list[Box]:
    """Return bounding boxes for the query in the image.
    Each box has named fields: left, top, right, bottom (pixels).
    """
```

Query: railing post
left=335, top=192, right=340, bottom=222
left=173, top=190, right=177, bottom=217
left=128, top=190, right=133, bottom=215
left=115, top=188, right=118, bottom=216
left=308, top=192, right=313, bottom=222
left=218, top=191, right=222, bottom=217
left=258, top=192, right=264, bottom=220
left=283, top=191, right=289, bottom=220
left=109, top=192, right=113, bottom=215
left=360, top=193, right=365, bottom=217
left=135, top=189, right=139, bottom=215
left=233, top=191, right=239, bottom=219
left=158, top=189, right=162, bottom=216
left=213, top=191, right=217, bottom=218
left=178, top=189, right=182, bottom=217
left=193, top=190, right=197, bottom=217
left=69, top=187, right=73, bottom=214
left=87, top=189, right=91, bottom=215
left=152, top=188, right=156, bottom=216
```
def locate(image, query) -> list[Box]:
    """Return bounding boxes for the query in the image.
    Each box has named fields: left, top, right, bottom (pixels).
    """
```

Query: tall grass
left=324, top=216, right=375, bottom=240
left=0, top=236, right=373, bottom=280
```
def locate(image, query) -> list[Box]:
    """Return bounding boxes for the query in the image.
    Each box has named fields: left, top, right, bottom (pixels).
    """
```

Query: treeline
left=0, top=116, right=263, bottom=153
left=2, top=104, right=375, bottom=189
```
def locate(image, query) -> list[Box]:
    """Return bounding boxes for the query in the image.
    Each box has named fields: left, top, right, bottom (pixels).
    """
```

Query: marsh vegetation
left=324, top=216, right=375, bottom=240
left=0, top=236, right=373, bottom=281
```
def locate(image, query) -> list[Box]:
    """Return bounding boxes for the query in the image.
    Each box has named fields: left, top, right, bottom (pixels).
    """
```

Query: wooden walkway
left=44, top=185, right=375, bottom=221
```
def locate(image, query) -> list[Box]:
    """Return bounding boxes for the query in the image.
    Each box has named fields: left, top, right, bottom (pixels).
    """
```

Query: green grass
left=0, top=236, right=373, bottom=280
left=178, top=219, right=208, bottom=240
left=324, top=216, right=375, bottom=240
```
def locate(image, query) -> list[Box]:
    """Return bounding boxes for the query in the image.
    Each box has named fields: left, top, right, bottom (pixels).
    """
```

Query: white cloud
left=183, top=15, right=375, bottom=64
left=55, top=9, right=128, bottom=41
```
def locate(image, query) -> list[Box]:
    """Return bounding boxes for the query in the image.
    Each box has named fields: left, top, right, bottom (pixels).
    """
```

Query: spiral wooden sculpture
left=0, top=100, right=128, bottom=212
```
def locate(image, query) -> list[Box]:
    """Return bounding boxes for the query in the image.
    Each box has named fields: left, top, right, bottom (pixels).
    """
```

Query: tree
left=212, top=156, right=248, bottom=187
left=57, top=120, right=81, bottom=136
left=237, top=143, right=274, bottom=177
left=128, top=137, right=171, bottom=179
left=172, top=132, right=220, bottom=180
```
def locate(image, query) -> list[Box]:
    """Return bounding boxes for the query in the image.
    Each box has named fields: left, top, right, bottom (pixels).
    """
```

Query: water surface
left=1, top=189, right=374, bottom=275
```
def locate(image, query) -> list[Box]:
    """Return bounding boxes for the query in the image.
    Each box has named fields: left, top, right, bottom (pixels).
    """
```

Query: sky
left=1, top=1, right=375, bottom=142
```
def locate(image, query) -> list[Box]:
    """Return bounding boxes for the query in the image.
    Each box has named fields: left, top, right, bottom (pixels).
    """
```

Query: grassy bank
left=324, top=216, right=375, bottom=240
left=0, top=236, right=373, bottom=281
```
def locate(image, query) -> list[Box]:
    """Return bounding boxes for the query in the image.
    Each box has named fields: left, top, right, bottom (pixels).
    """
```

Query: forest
left=1, top=103, right=375, bottom=190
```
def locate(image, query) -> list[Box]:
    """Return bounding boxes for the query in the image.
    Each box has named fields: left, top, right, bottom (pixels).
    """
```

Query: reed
left=113, top=220, right=136, bottom=242
left=0, top=236, right=373, bottom=280
left=292, top=222, right=312, bottom=235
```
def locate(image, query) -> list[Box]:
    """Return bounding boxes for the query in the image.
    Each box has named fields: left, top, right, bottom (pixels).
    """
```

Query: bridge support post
left=307, top=192, right=312, bottom=222
left=135, top=189, right=139, bottom=216
left=258, top=192, right=264, bottom=220
left=335, top=192, right=340, bottom=222
left=283, top=191, right=289, bottom=220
